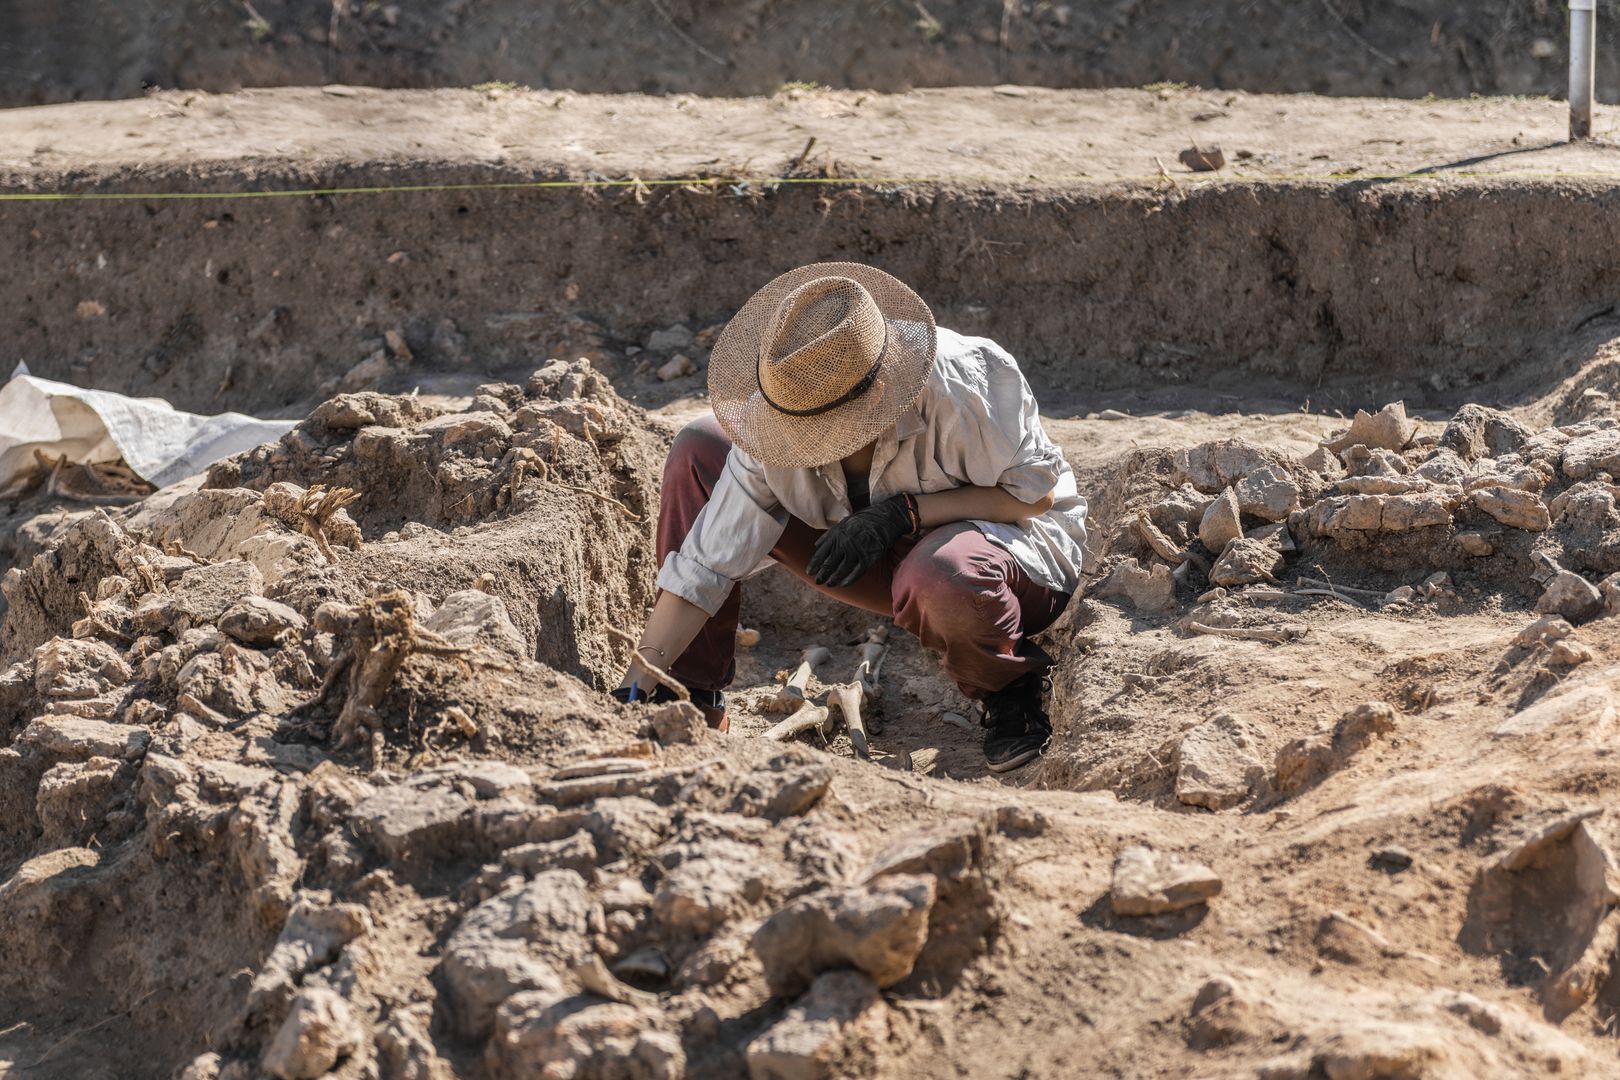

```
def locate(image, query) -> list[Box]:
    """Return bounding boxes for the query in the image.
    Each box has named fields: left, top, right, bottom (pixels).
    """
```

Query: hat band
left=757, top=327, right=889, bottom=418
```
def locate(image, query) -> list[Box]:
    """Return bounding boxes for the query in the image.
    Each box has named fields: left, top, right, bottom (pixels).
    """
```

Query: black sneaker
left=981, top=672, right=1052, bottom=773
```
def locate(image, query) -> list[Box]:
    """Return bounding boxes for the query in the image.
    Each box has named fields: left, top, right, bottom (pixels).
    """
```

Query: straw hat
left=708, top=262, right=937, bottom=470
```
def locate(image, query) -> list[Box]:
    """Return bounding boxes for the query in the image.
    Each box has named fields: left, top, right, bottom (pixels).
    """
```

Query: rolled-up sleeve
left=949, top=340, right=1066, bottom=503
left=656, top=447, right=787, bottom=615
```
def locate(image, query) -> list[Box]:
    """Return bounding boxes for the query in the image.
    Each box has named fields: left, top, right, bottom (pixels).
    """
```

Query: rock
left=1092, top=557, right=1176, bottom=614
left=502, top=833, right=599, bottom=879
left=248, top=896, right=373, bottom=1016
left=656, top=354, right=697, bottom=382
left=420, top=410, right=513, bottom=452
left=1178, top=144, right=1224, bottom=171
left=261, top=987, right=362, bottom=1080
left=1550, top=639, right=1595, bottom=667
left=219, top=596, right=307, bottom=646
left=1208, top=537, right=1283, bottom=587
left=646, top=324, right=695, bottom=354
left=753, top=874, right=936, bottom=997
left=1413, top=448, right=1470, bottom=485
left=1337, top=702, right=1396, bottom=745
left=653, top=851, right=764, bottom=936
left=649, top=702, right=706, bottom=745
left=1175, top=714, right=1265, bottom=811
left=1603, top=573, right=1620, bottom=617
left=1455, top=530, right=1495, bottom=556
left=1198, top=488, right=1243, bottom=553
left=350, top=784, right=474, bottom=862
left=377, top=1005, right=447, bottom=1080
left=33, top=637, right=130, bottom=699
left=1234, top=465, right=1300, bottom=522
left=1110, top=846, right=1222, bottom=916
left=423, top=590, right=527, bottom=657
left=18, top=715, right=149, bottom=760
left=1341, top=445, right=1409, bottom=477
left=35, top=757, right=124, bottom=845
left=488, top=995, right=684, bottom=1080
left=1370, top=845, right=1413, bottom=871
left=1301, top=446, right=1345, bottom=478
left=174, top=560, right=268, bottom=624
left=1305, top=491, right=1456, bottom=537
left=1535, top=571, right=1604, bottom=624
left=613, top=945, right=672, bottom=983
left=1175, top=439, right=1287, bottom=494
left=1324, top=402, right=1418, bottom=454
left=730, top=755, right=832, bottom=819
left=745, top=970, right=887, bottom=1080
left=442, top=870, right=595, bottom=1037
left=1471, top=486, right=1551, bottom=530
left=1437, top=404, right=1532, bottom=461
left=1560, top=428, right=1620, bottom=480
left=1493, top=685, right=1617, bottom=738
left=1515, top=614, right=1574, bottom=648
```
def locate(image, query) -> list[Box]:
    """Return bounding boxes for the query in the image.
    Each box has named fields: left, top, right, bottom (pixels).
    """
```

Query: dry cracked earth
left=5, top=328, right=1620, bottom=1080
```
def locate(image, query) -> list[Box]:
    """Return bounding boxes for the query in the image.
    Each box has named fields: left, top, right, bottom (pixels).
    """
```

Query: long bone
left=764, top=646, right=831, bottom=714
left=825, top=628, right=889, bottom=760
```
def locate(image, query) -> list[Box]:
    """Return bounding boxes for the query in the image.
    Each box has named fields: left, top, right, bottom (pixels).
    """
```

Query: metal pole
left=1571, top=0, right=1596, bottom=140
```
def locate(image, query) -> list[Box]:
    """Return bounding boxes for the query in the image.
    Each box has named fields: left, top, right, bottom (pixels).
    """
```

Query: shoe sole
left=984, top=745, right=1044, bottom=773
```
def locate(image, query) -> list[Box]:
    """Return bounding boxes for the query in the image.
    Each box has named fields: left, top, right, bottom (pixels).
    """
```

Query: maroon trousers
left=659, top=417, right=1070, bottom=699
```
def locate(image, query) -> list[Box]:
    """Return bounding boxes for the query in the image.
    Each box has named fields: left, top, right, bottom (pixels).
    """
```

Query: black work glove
left=807, top=494, right=921, bottom=588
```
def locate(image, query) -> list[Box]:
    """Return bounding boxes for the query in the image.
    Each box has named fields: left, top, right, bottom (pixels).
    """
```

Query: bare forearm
left=618, top=590, right=710, bottom=692
left=915, top=485, right=1054, bottom=528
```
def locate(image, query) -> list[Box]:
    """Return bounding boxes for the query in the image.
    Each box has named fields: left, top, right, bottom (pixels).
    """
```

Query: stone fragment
left=488, top=995, right=684, bottom=1080
left=421, top=410, right=513, bottom=451
left=745, top=970, right=887, bottom=1080
left=1092, top=557, right=1176, bottom=614
left=442, top=870, right=594, bottom=1037
left=1413, top=448, right=1470, bottom=485
left=1208, top=537, right=1283, bottom=587
left=1603, top=573, right=1620, bottom=618
left=1455, top=530, right=1495, bottom=556
left=1175, top=439, right=1286, bottom=494
left=1341, top=445, right=1409, bottom=477
left=1516, top=614, right=1574, bottom=648
left=1437, top=403, right=1532, bottom=461
left=423, top=590, right=527, bottom=657
left=1234, top=465, right=1300, bottom=522
left=1550, top=640, right=1595, bottom=667
left=653, top=851, right=764, bottom=936
left=656, top=354, right=696, bottom=382
left=1561, top=428, right=1620, bottom=480
left=646, top=324, right=695, bottom=353
left=219, top=596, right=307, bottom=646
left=377, top=1005, right=446, bottom=1080
left=1175, top=714, right=1265, bottom=811
left=1471, top=486, right=1551, bottom=530
left=350, top=784, right=474, bottom=862
left=1298, top=446, right=1342, bottom=481
left=248, top=896, right=373, bottom=1016
left=1536, top=571, right=1604, bottom=624
left=1493, top=686, right=1617, bottom=737
left=753, top=874, right=936, bottom=997
left=261, top=987, right=362, bottom=1080
left=1370, top=846, right=1414, bottom=871
left=33, top=638, right=130, bottom=699
left=1198, top=488, right=1243, bottom=553
left=1110, top=846, right=1222, bottom=915
left=18, top=716, right=149, bottom=760
left=647, top=702, right=705, bottom=745
left=35, top=757, right=124, bottom=845
left=174, top=560, right=268, bottom=624
left=1324, top=402, right=1418, bottom=454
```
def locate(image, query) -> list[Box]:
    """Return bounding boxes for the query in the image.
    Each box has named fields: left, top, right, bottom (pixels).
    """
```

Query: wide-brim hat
left=708, top=262, right=937, bottom=470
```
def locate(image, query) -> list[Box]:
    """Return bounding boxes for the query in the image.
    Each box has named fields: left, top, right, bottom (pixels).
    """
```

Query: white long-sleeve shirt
left=657, top=327, right=1088, bottom=615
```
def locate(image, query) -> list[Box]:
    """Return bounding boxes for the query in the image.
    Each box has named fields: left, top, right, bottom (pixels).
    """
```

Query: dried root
left=292, top=485, right=363, bottom=563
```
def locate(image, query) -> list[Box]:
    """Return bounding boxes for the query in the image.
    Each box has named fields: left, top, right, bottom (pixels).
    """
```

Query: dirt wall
left=5, top=0, right=1619, bottom=107
left=7, top=170, right=1620, bottom=416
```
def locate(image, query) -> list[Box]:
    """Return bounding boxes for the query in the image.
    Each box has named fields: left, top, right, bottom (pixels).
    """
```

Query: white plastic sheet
left=0, top=365, right=296, bottom=492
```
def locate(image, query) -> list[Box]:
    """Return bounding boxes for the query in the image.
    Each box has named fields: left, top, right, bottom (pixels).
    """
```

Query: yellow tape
left=1, top=168, right=1618, bottom=201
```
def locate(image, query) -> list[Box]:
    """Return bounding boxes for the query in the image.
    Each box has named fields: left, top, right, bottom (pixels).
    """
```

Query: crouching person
left=613, top=263, right=1086, bottom=772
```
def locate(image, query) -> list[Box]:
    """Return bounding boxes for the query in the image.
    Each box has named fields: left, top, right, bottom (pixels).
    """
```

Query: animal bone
left=1185, top=620, right=1305, bottom=644
left=828, top=681, right=872, bottom=759
left=765, top=646, right=831, bottom=713
left=761, top=702, right=834, bottom=742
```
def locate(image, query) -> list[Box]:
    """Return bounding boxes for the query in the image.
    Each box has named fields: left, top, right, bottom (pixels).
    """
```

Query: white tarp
left=0, top=365, right=296, bottom=492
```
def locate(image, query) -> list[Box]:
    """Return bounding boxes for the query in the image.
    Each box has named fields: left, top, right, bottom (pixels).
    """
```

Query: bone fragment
left=1186, top=620, right=1305, bottom=644
left=828, top=681, right=871, bottom=760
left=765, top=646, right=831, bottom=714
left=760, top=703, right=835, bottom=742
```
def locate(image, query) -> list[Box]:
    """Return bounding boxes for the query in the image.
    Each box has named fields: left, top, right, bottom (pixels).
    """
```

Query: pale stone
left=1198, top=488, right=1243, bottom=553
left=1175, top=715, right=1265, bottom=810
left=1110, top=846, right=1222, bottom=915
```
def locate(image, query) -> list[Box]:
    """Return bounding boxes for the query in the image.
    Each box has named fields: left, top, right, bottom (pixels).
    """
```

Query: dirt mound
left=5, top=363, right=1620, bottom=1078
left=4, top=0, right=1610, bottom=106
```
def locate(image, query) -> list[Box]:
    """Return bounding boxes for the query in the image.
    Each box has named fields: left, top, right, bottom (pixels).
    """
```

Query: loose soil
left=3, top=87, right=1620, bottom=1080
left=7, top=0, right=1620, bottom=106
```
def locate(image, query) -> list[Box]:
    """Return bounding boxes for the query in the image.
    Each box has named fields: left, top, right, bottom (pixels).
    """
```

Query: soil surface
left=7, top=0, right=1620, bottom=107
